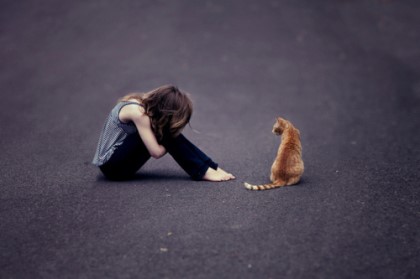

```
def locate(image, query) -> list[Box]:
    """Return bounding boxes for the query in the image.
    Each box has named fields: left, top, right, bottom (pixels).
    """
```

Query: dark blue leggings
left=99, top=133, right=218, bottom=181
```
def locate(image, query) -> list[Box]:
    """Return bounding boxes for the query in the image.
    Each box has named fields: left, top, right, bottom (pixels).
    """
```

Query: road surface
left=1, top=0, right=419, bottom=278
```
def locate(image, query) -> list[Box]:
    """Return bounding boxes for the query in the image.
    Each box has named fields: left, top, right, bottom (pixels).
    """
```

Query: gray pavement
left=1, top=0, right=419, bottom=278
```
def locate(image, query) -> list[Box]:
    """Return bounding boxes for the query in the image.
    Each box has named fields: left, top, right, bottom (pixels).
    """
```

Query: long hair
left=120, top=85, right=193, bottom=142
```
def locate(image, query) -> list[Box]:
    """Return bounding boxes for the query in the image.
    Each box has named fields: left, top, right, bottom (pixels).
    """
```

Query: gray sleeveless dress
left=92, top=101, right=143, bottom=166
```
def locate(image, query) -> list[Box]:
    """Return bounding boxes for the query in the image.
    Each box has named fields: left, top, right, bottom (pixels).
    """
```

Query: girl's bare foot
left=203, top=167, right=235, bottom=182
left=216, top=168, right=235, bottom=180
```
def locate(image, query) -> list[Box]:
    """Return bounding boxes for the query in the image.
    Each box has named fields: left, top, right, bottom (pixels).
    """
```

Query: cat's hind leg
left=286, top=176, right=301, bottom=186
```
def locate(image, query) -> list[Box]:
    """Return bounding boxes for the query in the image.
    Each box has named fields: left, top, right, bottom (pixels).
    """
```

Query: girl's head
left=121, top=85, right=193, bottom=141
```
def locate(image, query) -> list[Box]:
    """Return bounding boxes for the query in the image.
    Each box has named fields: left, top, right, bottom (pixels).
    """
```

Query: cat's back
left=278, top=122, right=303, bottom=172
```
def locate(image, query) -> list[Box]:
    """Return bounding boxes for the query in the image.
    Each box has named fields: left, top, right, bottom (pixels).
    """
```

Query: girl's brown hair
left=120, top=85, right=193, bottom=142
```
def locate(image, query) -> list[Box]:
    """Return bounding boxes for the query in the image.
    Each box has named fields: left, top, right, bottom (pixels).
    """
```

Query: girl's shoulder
left=125, top=98, right=142, bottom=105
left=118, top=100, right=146, bottom=124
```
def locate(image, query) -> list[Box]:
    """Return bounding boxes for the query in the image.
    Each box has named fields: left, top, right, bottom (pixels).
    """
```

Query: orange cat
left=244, top=117, right=304, bottom=190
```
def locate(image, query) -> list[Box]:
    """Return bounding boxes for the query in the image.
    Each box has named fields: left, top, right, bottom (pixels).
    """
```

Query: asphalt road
left=1, top=1, right=419, bottom=278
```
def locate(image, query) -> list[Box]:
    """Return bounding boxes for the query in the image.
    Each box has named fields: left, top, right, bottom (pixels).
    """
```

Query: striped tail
left=243, top=182, right=285, bottom=191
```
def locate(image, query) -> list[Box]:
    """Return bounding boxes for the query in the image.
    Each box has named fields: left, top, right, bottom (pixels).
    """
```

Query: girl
left=92, top=85, right=235, bottom=182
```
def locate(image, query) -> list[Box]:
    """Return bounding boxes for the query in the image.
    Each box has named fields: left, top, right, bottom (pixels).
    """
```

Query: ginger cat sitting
left=244, top=117, right=304, bottom=190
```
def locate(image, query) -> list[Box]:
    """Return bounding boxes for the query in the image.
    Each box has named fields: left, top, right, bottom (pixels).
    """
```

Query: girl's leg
left=162, top=134, right=219, bottom=180
left=99, top=133, right=151, bottom=180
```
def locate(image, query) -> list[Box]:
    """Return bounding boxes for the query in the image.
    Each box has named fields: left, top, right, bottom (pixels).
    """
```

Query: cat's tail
left=243, top=182, right=286, bottom=191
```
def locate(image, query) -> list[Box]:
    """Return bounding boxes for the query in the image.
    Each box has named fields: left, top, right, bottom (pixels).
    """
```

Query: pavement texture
left=1, top=0, right=419, bottom=278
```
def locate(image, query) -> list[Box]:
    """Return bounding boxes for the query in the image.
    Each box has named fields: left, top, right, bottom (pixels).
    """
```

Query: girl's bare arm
left=119, top=104, right=166, bottom=159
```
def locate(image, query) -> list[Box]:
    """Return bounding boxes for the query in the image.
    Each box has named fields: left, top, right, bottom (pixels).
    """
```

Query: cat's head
left=272, top=117, right=288, bottom=135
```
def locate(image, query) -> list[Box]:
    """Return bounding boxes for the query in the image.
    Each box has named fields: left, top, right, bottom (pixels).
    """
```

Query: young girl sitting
left=92, top=85, right=235, bottom=182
